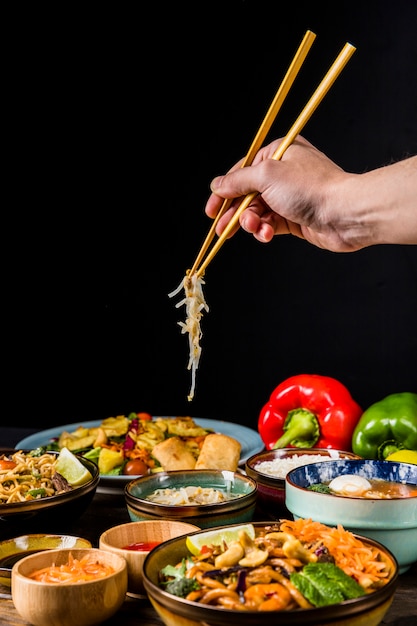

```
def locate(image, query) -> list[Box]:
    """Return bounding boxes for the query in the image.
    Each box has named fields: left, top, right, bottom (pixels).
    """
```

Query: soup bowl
left=285, top=459, right=417, bottom=573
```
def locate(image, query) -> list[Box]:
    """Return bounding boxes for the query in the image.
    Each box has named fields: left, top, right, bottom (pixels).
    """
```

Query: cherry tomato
left=123, top=459, right=149, bottom=476
left=136, top=412, right=152, bottom=421
left=0, top=459, right=17, bottom=470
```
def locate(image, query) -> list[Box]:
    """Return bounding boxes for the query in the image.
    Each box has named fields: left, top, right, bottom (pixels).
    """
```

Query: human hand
left=205, top=135, right=362, bottom=252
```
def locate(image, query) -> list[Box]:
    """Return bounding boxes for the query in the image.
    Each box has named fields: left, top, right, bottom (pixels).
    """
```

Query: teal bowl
left=125, top=469, right=257, bottom=529
left=285, top=459, right=417, bottom=574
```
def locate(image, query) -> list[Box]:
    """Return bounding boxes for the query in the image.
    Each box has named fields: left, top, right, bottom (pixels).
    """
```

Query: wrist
left=331, top=157, right=417, bottom=248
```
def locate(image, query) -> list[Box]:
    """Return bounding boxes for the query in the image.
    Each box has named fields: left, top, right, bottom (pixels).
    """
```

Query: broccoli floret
left=308, top=483, right=331, bottom=493
left=165, top=576, right=200, bottom=598
left=160, top=559, right=200, bottom=599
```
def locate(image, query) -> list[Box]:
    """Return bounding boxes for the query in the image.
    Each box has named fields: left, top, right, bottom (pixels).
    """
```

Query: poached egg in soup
left=315, top=474, right=417, bottom=499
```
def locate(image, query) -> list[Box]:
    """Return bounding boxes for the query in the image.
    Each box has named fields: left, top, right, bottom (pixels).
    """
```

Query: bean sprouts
left=169, top=272, right=209, bottom=401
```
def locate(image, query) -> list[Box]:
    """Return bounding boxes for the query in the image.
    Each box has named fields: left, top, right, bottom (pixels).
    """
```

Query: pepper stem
left=272, top=408, right=320, bottom=449
left=378, top=440, right=405, bottom=460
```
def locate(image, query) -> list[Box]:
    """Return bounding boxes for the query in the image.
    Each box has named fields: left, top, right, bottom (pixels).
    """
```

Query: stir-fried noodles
left=158, top=520, right=393, bottom=612
left=0, top=450, right=67, bottom=503
left=168, top=271, right=209, bottom=401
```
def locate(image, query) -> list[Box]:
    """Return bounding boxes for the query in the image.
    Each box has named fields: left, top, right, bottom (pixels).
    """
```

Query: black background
left=5, top=0, right=417, bottom=431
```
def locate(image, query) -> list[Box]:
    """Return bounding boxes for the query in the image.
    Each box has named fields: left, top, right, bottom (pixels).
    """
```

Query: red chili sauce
left=122, top=541, right=161, bottom=551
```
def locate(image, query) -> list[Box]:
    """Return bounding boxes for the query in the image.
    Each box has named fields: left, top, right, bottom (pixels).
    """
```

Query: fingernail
left=210, top=176, right=223, bottom=192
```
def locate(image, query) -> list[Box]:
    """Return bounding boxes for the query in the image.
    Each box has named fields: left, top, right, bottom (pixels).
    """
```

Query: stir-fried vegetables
left=41, top=414, right=214, bottom=476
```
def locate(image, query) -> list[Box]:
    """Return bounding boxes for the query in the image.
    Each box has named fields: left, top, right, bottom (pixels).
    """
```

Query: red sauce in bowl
left=122, top=541, right=161, bottom=551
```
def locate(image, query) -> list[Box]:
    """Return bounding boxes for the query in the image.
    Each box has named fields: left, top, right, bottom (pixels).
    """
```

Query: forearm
left=333, top=156, right=417, bottom=247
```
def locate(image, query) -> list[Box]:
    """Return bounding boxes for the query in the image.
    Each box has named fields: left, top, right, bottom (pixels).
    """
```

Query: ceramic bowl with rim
left=0, top=533, right=92, bottom=569
left=99, top=519, right=201, bottom=596
left=0, top=534, right=92, bottom=600
left=12, top=548, right=128, bottom=626
left=142, top=521, right=399, bottom=626
left=285, top=459, right=417, bottom=574
left=0, top=449, right=99, bottom=538
left=125, top=469, right=257, bottom=529
left=245, top=448, right=360, bottom=517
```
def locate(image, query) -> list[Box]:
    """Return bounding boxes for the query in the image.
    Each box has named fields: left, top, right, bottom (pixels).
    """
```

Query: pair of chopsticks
left=190, top=32, right=356, bottom=278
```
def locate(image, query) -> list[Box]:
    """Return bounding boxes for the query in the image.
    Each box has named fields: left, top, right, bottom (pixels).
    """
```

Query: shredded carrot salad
left=28, top=553, right=115, bottom=583
left=279, top=518, right=391, bottom=588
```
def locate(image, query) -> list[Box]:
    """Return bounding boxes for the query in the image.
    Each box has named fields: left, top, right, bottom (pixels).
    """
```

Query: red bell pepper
left=258, top=374, right=363, bottom=451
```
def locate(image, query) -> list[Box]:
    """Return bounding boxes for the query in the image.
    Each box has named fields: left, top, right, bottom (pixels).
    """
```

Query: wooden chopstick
left=196, top=42, right=356, bottom=277
left=189, top=30, right=317, bottom=278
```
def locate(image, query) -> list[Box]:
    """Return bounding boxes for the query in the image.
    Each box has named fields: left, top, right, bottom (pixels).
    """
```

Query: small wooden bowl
left=12, top=548, right=127, bottom=626
left=99, top=519, right=200, bottom=596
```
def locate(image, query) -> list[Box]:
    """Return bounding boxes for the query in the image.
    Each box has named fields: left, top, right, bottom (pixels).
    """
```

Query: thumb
left=210, top=167, right=260, bottom=198
left=210, top=175, right=225, bottom=193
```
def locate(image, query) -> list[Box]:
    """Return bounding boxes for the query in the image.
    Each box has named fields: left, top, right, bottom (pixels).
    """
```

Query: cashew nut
left=214, top=541, right=245, bottom=568
left=238, top=530, right=268, bottom=568
left=265, top=531, right=315, bottom=563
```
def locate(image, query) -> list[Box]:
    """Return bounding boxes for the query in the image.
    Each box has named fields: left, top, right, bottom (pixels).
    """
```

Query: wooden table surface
left=0, top=428, right=416, bottom=625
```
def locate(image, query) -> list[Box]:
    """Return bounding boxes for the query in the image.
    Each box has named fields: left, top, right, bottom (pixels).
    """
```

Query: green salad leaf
left=160, top=559, right=200, bottom=598
left=290, top=562, right=366, bottom=607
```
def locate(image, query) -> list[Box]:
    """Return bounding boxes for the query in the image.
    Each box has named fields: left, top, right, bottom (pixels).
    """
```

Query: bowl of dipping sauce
left=99, top=519, right=200, bottom=596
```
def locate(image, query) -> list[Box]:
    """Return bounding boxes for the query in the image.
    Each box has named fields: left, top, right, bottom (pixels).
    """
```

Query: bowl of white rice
left=245, top=448, right=360, bottom=518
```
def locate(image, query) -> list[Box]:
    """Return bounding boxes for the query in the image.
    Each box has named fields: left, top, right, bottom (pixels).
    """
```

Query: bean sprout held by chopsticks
left=168, top=271, right=209, bottom=402
left=168, top=38, right=355, bottom=403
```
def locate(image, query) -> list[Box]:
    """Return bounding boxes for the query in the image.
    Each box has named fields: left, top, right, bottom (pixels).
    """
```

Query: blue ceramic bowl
left=125, top=469, right=257, bottom=529
left=285, top=459, right=417, bottom=574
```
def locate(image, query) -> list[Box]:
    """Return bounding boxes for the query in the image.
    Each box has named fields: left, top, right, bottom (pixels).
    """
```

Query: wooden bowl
left=99, top=519, right=200, bottom=596
left=12, top=548, right=127, bottom=626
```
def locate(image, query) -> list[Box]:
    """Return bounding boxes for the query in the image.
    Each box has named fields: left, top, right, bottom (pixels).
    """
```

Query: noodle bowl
left=0, top=449, right=99, bottom=529
left=0, top=450, right=63, bottom=504
left=143, top=521, right=399, bottom=626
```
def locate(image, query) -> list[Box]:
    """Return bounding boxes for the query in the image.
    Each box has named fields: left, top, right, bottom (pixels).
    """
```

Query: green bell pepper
left=351, top=392, right=417, bottom=459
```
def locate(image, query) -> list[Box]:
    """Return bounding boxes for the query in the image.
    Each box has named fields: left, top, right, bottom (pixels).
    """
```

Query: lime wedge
left=55, top=447, right=93, bottom=486
left=185, top=523, right=255, bottom=556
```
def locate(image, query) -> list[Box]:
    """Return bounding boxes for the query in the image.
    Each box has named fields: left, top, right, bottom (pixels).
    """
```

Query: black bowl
left=0, top=449, right=99, bottom=539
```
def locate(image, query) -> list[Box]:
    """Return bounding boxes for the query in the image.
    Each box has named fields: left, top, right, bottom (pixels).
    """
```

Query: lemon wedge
left=185, top=524, right=255, bottom=556
left=55, top=447, right=93, bottom=486
left=385, top=450, right=417, bottom=465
